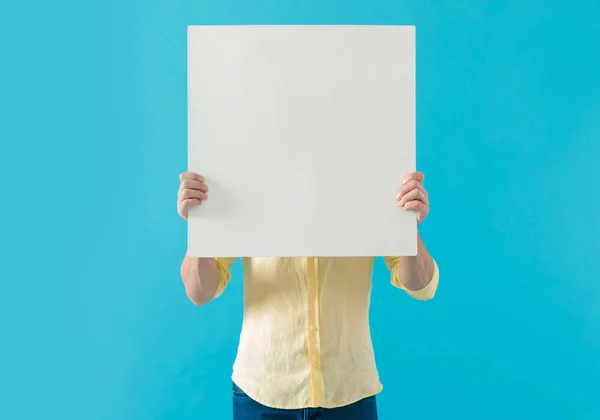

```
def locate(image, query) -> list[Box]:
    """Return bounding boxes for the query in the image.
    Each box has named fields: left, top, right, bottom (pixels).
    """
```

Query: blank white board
left=188, top=25, right=417, bottom=257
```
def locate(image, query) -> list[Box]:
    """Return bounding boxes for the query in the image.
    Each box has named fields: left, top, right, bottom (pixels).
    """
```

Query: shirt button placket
left=306, top=257, right=324, bottom=406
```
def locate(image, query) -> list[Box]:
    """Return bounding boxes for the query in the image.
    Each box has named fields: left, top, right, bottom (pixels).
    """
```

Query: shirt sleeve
left=213, top=257, right=239, bottom=298
left=383, top=256, right=439, bottom=301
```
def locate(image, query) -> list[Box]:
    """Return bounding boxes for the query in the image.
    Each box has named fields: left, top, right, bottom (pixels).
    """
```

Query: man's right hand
left=178, top=172, right=208, bottom=221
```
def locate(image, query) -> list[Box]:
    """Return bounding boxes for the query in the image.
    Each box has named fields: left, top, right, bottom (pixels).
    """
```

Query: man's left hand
left=396, top=171, right=429, bottom=224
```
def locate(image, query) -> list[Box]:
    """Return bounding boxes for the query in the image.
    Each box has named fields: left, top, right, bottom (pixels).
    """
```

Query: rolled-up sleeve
left=383, top=257, right=439, bottom=301
left=213, top=257, right=239, bottom=298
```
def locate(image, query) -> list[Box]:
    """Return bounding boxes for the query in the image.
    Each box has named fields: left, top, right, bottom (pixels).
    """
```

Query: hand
left=396, top=171, right=429, bottom=224
left=178, top=172, right=208, bottom=221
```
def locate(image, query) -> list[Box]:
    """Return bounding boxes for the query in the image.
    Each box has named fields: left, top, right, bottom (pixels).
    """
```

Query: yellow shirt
left=213, top=256, right=439, bottom=409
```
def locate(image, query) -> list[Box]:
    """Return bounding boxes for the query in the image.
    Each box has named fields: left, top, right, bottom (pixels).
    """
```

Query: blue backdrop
left=1, top=1, right=599, bottom=419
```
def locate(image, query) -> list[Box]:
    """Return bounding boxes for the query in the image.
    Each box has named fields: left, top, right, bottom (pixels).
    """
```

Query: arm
left=181, top=255, right=221, bottom=306
left=384, top=234, right=439, bottom=301
left=180, top=254, right=237, bottom=306
left=396, top=233, right=435, bottom=291
left=177, top=171, right=236, bottom=306
left=387, top=171, right=440, bottom=300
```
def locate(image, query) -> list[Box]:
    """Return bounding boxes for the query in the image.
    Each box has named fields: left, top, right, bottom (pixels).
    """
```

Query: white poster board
left=188, top=25, right=416, bottom=257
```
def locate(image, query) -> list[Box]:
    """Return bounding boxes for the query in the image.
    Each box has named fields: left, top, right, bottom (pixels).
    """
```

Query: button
left=310, top=326, right=317, bottom=332
left=311, top=363, right=319, bottom=369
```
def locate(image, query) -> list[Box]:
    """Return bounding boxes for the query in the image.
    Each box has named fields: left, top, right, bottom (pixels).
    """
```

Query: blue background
left=1, top=1, right=599, bottom=419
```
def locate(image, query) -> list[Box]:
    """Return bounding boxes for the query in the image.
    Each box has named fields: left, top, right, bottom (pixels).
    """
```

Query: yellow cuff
left=213, top=257, right=232, bottom=299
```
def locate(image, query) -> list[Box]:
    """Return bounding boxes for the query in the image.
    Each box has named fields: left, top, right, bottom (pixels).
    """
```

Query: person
left=178, top=170, right=439, bottom=420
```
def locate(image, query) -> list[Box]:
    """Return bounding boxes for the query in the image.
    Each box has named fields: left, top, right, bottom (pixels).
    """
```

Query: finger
left=179, top=188, right=208, bottom=201
left=179, top=172, right=205, bottom=182
left=402, top=200, right=428, bottom=217
left=179, top=199, right=203, bottom=219
left=403, top=171, right=424, bottom=185
left=396, top=180, right=425, bottom=200
left=180, top=198, right=202, bottom=209
left=398, top=188, right=428, bottom=207
left=179, top=179, right=208, bottom=193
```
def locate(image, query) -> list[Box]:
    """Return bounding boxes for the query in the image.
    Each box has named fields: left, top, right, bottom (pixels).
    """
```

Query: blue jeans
left=232, top=382, right=379, bottom=420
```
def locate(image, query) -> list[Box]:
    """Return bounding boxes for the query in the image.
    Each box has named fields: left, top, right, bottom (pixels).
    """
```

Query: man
left=178, top=170, right=439, bottom=420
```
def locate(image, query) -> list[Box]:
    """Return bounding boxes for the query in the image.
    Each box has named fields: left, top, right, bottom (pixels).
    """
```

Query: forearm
left=396, top=233, right=435, bottom=291
left=180, top=253, right=221, bottom=306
